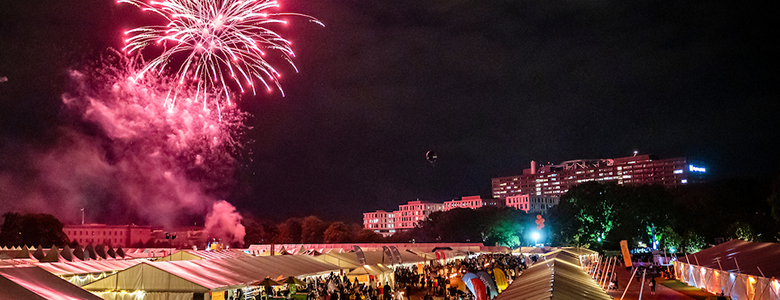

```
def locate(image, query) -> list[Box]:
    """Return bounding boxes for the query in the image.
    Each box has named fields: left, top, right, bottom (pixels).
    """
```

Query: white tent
left=84, top=254, right=341, bottom=299
left=493, top=248, right=611, bottom=300
left=36, top=259, right=142, bottom=286
left=0, top=266, right=104, bottom=300
left=674, top=240, right=780, bottom=300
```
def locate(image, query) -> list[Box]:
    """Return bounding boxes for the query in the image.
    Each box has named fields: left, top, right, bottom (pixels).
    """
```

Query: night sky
left=1, top=0, right=777, bottom=224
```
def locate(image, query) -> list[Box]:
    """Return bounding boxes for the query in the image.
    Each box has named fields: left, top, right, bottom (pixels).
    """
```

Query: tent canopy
left=0, top=266, right=104, bottom=300
left=681, top=239, right=780, bottom=278
left=84, top=254, right=341, bottom=293
left=317, top=250, right=426, bottom=267
left=36, top=259, right=141, bottom=276
left=494, top=249, right=611, bottom=300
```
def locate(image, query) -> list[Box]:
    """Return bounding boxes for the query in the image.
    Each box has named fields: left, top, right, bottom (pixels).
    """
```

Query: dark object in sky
left=426, top=151, right=437, bottom=166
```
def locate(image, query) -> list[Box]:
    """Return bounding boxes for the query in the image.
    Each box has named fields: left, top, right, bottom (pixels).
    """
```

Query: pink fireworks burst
left=119, top=0, right=323, bottom=111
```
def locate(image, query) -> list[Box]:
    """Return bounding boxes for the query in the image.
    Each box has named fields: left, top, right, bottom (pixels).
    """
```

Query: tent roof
left=36, top=259, right=142, bottom=276
left=318, top=250, right=426, bottom=267
left=494, top=249, right=611, bottom=300
left=0, top=266, right=104, bottom=300
left=682, top=239, right=780, bottom=278
left=83, top=254, right=341, bottom=292
left=159, top=249, right=249, bottom=261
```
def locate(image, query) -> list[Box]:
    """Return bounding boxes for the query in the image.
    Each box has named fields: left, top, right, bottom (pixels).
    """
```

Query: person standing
left=650, top=277, right=656, bottom=295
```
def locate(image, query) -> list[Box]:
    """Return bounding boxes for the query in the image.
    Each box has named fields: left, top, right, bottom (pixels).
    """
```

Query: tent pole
left=608, top=257, right=618, bottom=290
left=638, top=269, right=647, bottom=300
left=619, top=265, right=638, bottom=300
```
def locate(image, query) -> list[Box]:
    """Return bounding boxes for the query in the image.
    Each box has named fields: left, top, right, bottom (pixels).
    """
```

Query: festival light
left=119, top=0, right=323, bottom=110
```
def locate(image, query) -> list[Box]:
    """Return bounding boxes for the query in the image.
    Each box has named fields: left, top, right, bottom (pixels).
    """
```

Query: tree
left=0, top=212, right=23, bottom=246
left=323, top=222, right=351, bottom=243
left=273, top=218, right=302, bottom=244
left=3, top=214, right=70, bottom=248
left=301, top=216, right=326, bottom=243
left=727, top=222, right=757, bottom=242
left=552, top=182, right=622, bottom=248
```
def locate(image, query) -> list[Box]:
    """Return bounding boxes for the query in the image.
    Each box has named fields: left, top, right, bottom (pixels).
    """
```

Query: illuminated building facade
left=393, top=201, right=444, bottom=230
left=505, top=194, right=560, bottom=214
left=363, top=210, right=395, bottom=237
left=364, top=196, right=508, bottom=236
left=492, top=154, right=706, bottom=198
left=63, top=224, right=152, bottom=248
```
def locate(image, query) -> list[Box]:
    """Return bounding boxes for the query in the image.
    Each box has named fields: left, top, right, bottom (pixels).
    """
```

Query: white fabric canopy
left=84, top=254, right=341, bottom=293
left=494, top=249, right=611, bottom=300
left=0, top=266, right=104, bottom=300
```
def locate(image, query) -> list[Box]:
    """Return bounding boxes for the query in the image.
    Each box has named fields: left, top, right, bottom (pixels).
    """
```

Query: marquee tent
left=36, top=259, right=142, bottom=286
left=0, top=266, right=104, bottom=300
left=493, top=249, right=611, bottom=300
left=83, top=254, right=342, bottom=299
left=674, top=240, right=780, bottom=300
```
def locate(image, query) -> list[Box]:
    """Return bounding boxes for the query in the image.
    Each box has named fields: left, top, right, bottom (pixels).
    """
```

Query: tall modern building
left=492, top=154, right=706, bottom=198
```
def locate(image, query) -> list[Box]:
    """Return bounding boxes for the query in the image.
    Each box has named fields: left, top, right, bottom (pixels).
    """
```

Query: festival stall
left=674, top=240, right=780, bottom=300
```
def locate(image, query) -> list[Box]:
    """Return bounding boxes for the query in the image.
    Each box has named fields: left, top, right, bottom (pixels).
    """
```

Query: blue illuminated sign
left=689, top=165, right=706, bottom=173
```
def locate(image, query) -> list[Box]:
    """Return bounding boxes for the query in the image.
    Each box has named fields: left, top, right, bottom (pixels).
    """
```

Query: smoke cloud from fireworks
left=205, top=200, right=246, bottom=245
left=0, top=56, right=246, bottom=237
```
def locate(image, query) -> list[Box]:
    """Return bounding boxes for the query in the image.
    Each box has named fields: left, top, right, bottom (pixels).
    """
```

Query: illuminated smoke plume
left=0, top=55, right=246, bottom=229
left=204, top=200, right=246, bottom=245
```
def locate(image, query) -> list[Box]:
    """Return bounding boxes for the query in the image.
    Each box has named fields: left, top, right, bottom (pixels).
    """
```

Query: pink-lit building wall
left=63, top=224, right=152, bottom=247
left=443, top=195, right=484, bottom=211
left=393, top=201, right=444, bottom=230
left=363, top=210, right=395, bottom=237
left=505, top=194, right=559, bottom=215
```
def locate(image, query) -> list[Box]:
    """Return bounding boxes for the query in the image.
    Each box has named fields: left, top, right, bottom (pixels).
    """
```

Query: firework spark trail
left=119, top=0, right=323, bottom=111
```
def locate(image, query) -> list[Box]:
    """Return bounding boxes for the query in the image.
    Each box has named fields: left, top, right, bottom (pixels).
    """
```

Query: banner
left=354, top=245, right=366, bottom=265
left=211, top=291, right=226, bottom=300
left=463, top=273, right=478, bottom=294
left=493, top=268, right=508, bottom=291
left=471, top=278, right=488, bottom=300
left=620, top=240, right=632, bottom=267
left=477, top=271, right=498, bottom=298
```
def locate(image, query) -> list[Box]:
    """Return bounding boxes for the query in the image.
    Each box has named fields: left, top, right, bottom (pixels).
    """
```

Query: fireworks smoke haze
left=0, top=56, right=246, bottom=229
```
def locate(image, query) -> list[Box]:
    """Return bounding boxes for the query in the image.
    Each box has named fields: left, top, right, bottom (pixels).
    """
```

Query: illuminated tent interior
left=36, top=259, right=142, bottom=286
left=0, top=266, right=104, bottom=300
left=493, top=248, right=611, bottom=300
left=675, top=240, right=780, bottom=300
left=83, top=255, right=341, bottom=299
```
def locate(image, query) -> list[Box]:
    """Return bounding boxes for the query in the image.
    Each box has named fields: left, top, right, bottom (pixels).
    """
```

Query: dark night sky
left=1, top=0, right=778, bottom=223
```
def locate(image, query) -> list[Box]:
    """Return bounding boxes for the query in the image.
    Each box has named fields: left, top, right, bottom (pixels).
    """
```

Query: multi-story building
left=393, top=201, right=445, bottom=230
left=506, top=194, right=560, bottom=215
left=363, top=210, right=395, bottom=237
left=492, top=154, right=706, bottom=198
left=443, top=195, right=504, bottom=211
left=63, top=224, right=153, bottom=248
left=364, top=197, right=509, bottom=236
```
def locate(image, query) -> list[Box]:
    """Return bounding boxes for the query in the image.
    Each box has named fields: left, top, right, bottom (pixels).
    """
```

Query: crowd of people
left=250, top=253, right=530, bottom=300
